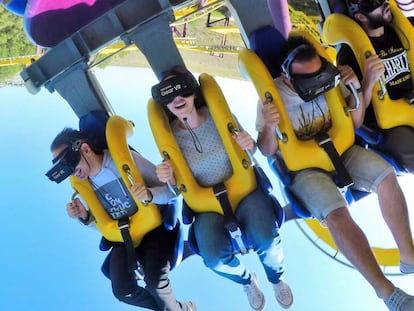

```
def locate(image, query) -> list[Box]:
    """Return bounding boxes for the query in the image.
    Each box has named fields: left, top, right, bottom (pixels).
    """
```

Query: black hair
left=279, top=36, right=318, bottom=70
left=50, top=127, right=104, bottom=155
left=159, top=66, right=206, bottom=122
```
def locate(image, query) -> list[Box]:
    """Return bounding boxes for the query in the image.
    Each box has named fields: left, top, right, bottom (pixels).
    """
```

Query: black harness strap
left=213, top=183, right=248, bottom=254
left=118, top=217, right=138, bottom=272
left=315, top=133, right=354, bottom=189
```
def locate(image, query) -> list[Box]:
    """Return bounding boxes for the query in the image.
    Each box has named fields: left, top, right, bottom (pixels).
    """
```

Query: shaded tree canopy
left=0, top=7, right=35, bottom=81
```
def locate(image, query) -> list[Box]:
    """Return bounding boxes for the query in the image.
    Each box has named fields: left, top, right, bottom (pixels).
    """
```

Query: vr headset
left=282, top=45, right=341, bottom=102
left=151, top=72, right=198, bottom=105
left=46, top=140, right=83, bottom=184
left=359, top=0, right=386, bottom=13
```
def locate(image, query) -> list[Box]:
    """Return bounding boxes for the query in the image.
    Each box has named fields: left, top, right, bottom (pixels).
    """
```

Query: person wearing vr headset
left=256, top=36, right=414, bottom=311
left=337, top=0, right=414, bottom=174
left=47, top=128, right=196, bottom=311
left=152, top=66, right=294, bottom=310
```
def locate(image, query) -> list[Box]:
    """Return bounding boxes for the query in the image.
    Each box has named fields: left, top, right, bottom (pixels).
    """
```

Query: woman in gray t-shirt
left=153, top=67, right=294, bottom=310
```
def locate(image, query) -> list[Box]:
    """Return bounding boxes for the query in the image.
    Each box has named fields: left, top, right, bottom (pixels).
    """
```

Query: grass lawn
left=109, top=1, right=320, bottom=79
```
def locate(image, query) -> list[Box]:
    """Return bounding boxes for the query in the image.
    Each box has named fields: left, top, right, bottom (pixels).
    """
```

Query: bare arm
left=360, top=55, right=385, bottom=122
left=337, top=64, right=366, bottom=128
left=131, top=150, right=175, bottom=203
left=257, top=101, right=280, bottom=156
left=340, top=56, right=384, bottom=128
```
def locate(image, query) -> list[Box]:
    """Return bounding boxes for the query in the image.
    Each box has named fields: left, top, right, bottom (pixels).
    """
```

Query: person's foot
left=272, top=280, right=294, bottom=309
left=400, top=261, right=414, bottom=274
left=243, top=273, right=265, bottom=310
left=180, top=301, right=197, bottom=311
left=384, top=288, right=414, bottom=311
left=188, top=301, right=197, bottom=311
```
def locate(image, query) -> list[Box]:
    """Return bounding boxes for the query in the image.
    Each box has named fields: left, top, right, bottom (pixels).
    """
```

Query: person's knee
left=197, top=239, right=227, bottom=269
left=144, top=271, right=170, bottom=290
left=202, top=253, right=224, bottom=270
left=377, top=170, right=398, bottom=192
left=112, top=285, right=133, bottom=302
left=400, top=159, right=414, bottom=173
left=325, top=207, right=351, bottom=228
left=250, top=225, right=279, bottom=250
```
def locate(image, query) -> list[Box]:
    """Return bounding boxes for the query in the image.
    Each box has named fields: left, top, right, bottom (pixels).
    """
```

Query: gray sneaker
left=179, top=301, right=197, bottom=311
left=384, top=288, right=414, bottom=311
left=272, top=280, right=294, bottom=309
left=400, top=261, right=414, bottom=274
left=243, top=273, right=265, bottom=310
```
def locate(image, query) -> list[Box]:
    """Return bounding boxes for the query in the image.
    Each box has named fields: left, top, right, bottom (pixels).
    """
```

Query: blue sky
left=1, top=66, right=413, bottom=310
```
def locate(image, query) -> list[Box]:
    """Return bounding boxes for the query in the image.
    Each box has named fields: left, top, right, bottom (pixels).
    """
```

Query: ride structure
left=3, top=0, right=413, bottom=274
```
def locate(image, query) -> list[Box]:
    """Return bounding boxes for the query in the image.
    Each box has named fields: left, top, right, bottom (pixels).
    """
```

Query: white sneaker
left=273, top=280, right=293, bottom=309
left=243, top=273, right=265, bottom=310
left=384, top=288, right=414, bottom=311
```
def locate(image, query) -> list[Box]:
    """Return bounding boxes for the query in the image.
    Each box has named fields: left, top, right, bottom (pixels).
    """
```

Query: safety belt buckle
left=228, top=226, right=243, bottom=240
left=317, top=136, right=332, bottom=146
left=226, top=223, right=248, bottom=254
left=118, top=221, right=129, bottom=231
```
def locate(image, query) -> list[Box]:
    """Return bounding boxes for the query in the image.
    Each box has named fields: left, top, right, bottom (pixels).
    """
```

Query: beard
left=366, top=9, right=393, bottom=29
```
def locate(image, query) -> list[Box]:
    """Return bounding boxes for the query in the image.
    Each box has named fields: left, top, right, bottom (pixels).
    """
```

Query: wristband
left=142, top=190, right=153, bottom=204
left=79, top=211, right=92, bottom=225
left=355, top=86, right=363, bottom=94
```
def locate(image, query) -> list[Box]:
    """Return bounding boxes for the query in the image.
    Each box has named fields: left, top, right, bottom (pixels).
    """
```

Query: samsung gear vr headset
left=282, top=44, right=341, bottom=102
left=46, top=140, right=83, bottom=184
left=347, top=0, right=387, bottom=16
left=151, top=72, right=198, bottom=105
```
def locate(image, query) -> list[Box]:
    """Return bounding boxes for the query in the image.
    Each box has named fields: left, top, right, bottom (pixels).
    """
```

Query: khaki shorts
left=289, top=145, right=394, bottom=220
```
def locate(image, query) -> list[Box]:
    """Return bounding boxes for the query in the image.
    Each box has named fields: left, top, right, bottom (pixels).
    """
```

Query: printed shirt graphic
left=286, top=96, right=332, bottom=140
left=370, top=27, right=412, bottom=100
left=89, top=153, right=138, bottom=220
left=256, top=78, right=332, bottom=140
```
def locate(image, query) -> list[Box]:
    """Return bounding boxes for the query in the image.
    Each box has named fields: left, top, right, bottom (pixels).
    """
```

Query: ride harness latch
left=118, top=217, right=138, bottom=272
left=213, top=183, right=249, bottom=255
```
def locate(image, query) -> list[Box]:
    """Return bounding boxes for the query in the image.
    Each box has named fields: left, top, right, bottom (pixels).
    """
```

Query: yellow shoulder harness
left=238, top=30, right=354, bottom=172
left=148, top=73, right=256, bottom=214
left=322, top=3, right=414, bottom=129
left=69, top=116, right=162, bottom=247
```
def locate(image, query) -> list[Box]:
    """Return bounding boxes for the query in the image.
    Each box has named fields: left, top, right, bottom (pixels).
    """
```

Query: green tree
left=0, top=6, right=35, bottom=81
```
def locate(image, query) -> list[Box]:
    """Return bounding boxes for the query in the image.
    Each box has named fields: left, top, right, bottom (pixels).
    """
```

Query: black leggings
left=109, top=225, right=184, bottom=310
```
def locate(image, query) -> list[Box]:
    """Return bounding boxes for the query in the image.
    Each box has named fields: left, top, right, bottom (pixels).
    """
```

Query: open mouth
left=175, top=101, right=186, bottom=109
left=74, top=168, right=83, bottom=179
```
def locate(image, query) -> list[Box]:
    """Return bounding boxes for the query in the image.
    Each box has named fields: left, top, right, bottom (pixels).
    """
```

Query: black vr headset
left=46, top=140, right=83, bottom=184
left=347, top=0, right=386, bottom=16
left=151, top=72, right=198, bottom=105
left=282, top=44, right=341, bottom=102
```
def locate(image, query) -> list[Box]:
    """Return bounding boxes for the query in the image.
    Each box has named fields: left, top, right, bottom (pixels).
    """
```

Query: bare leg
left=377, top=173, right=414, bottom=264
left=326, top=207, right=394, bottom=300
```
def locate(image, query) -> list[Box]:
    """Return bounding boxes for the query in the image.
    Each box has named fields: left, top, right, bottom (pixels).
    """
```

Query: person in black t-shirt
left=337, top=0, right=414, bottom=173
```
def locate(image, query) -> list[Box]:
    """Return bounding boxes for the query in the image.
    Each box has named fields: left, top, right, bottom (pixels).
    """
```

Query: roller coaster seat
left=78, top=111, right=185, bottom=278
left=182, top=167, right=286, bottom=255
left=79, top=110, right=110, bottom=150
left=99, top=215, right=185, bottom=280
left=23, top=0, right=126, bottom=47
left=79, top=110, right=182, bottom=229
left=266, top=153, right=371, bottom=219
left=354, top=126, right=407, bottom=175
left=245, top=29, right=380, bottom=218
left=324, top=4, right=407, bottom=175
left=2, top=0, right=28, bottom=16
left=248, top=25, right=286, bottom=79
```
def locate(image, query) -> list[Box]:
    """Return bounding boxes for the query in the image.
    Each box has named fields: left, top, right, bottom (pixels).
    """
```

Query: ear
left=353, top=12, right=367, bottom=23
left=80, top=142, right=92, bottom=154
left=281, top=72, right=290, bottom=83
left=281, top=72, right=295, bottom=90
